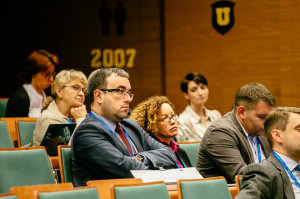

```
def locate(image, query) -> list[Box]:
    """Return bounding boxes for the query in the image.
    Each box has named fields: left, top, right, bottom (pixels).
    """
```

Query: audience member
left=177, top=72, right=221, bottom=142
left=33, top=69, right=87, bottom=146
left=71, top=68, right=177, bottom=187
left=130, top=95, right=192, bottom=168
left=196, top=82, right=275, bottom=183
left=236, top=107, right=300, bottom=198
left=6, top=49, right=59, bottom=117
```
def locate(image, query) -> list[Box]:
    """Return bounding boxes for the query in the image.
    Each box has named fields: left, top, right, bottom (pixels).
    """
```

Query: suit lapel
left=90, top=115, right=132, bottom=156
left=124, top=126, right=143, bottom=152
left=229, top=111, right=255, bottom=163
left=269, top=154, right=296, bottom=199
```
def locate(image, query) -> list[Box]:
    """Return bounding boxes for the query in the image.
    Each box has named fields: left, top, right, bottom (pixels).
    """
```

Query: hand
left=70, top=105, right=87, bottom=121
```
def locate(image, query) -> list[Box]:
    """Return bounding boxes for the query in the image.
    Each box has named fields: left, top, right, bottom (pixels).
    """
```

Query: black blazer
left=6, top=87, right=30, bottom=117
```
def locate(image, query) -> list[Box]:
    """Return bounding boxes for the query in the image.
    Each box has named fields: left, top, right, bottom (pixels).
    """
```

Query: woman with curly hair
left=130, top=95, right=192, bottom=168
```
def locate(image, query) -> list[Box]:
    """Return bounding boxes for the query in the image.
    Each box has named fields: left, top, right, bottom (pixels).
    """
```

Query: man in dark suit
left=196, top=83, right=275, bottom=183
left=71, top=68, right=177, bottom=187
left=236, top=107, right=300, bottom=198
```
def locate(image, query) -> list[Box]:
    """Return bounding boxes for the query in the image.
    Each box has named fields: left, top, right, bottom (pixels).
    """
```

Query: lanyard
left=89, top=112, right=135, bottom=156
left=176, top=157, right=187, bottom=168
left=64, top=118, right=74, bottom=124
left=272, top=151, right=300, bottom=189
left=249, top=136, right=261, bottom=163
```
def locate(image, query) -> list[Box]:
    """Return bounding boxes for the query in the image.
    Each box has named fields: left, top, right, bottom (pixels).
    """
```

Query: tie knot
left=295, top=164, right=300, bottom=171
left=115, top=124, right=123, bottom=134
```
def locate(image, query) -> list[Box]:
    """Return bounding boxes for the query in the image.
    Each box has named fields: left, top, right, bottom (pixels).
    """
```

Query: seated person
left=236, top=107, right=300, bottom=198
left=177, top=72, right=221, bottom=142
left=6, top=49, right=59, bottom=117
left=130, top=95, right=192, bottom=168
left=71, top=68, right=177, bottom=187
left=196, top=83, right=275, bottom=183
left=33, top=69, right=87, bottom=146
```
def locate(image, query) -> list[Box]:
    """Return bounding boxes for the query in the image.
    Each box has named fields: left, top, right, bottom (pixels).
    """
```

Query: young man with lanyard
left=71, top=68, right=177, bottom=187
left=196, top=83, right=275, bottom=183
left=236, top=107, right=300, bottom=199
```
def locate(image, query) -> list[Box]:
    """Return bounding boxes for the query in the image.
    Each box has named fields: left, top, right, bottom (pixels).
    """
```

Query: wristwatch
left=134, top=154, right=145, bottom=162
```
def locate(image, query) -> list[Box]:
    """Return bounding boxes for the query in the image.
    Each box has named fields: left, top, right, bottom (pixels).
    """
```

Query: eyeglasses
left=63, top=85, right=88, bottom=95
left=41, top=71, right=56, bottom=79
left=100, top=88, right=134, bottom=100
left=159, top=115, right=178, bottom=123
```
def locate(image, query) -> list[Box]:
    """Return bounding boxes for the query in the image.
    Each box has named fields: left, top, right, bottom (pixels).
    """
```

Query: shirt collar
left=155, top=136, right=179, bottom=153
left=186, top=105, right=211, bottom=122
left=274, top=152, right=299, bottom=171
left=91, top=110, right=118, bottom=132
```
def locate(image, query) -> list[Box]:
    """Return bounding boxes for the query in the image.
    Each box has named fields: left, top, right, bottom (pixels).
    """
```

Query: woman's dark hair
left=180, top=72, right=208, bottom=93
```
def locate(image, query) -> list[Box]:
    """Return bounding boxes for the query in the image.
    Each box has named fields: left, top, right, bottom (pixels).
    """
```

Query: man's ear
left=271, top=129, right=283, bottom=144
left=237, top=106, right=247, bottom=121
left=94, top=89, right=104, bottom=104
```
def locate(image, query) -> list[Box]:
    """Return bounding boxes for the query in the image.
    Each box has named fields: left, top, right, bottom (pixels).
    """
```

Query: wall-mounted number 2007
left=90, top=48, right=136, bottom=68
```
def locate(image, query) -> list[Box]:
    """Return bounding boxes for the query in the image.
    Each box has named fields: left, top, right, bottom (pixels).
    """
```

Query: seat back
left=58, top=145, right=72, bottom=183
left=0, top=98, right=8, bottom=118
left=178, top=142, right=200, bottom=167
left=112, top=181, right=170, bottom=199
left=16, top=121, right=36, bottom=147
left=34, top=187, right=99, bottom=199
left=235, top=175, right=243, bottom=193
left=0, top=121, right=14, bottom=148
left=0, top=193, right=18, bottom=199
left=177, top=176, right=232, bottom=199
left=87, top=178, right=142, bottom=199
left=0, top=146, right=56, bottom=194
left=0, top=118, right=37, bottom=147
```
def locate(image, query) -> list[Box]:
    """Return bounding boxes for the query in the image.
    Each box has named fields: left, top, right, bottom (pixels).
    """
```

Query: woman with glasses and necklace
left=6, top=49, right=59, bottom=117
left=130, top=95, right=192, bottom=168
left=33, top=69, right=88, bottom=146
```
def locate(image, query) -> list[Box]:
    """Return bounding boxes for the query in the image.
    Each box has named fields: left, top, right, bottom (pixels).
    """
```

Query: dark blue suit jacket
left=71, top=114, right=177, bottom=187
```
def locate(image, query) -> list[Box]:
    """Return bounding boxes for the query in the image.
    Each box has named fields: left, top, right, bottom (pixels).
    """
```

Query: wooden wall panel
left=165, top=0, right=300, bottom=115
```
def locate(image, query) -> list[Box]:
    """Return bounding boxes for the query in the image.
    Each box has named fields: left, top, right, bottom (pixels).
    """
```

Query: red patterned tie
left=115, top=124, right=135, bottom=155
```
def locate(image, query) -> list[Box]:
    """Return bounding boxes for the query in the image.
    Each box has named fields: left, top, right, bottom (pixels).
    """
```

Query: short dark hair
left=233, top=83, right=275, bottom=111
left=180, top=72, right=208, bottom=93
left=87, top=68, right=129, bottom=103
left=264, top=106, right=300, bottom=147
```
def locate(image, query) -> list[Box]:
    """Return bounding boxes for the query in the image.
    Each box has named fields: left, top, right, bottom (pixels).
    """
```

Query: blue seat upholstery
left=179, top=142, right=200, bottom=167
left=37, top=188, right=99, bottom=199
left=0, top=146, right=56, bottom=194
left=16, top=121, right=36, bottom=147
left=0, top=121, right=14, bottom=148
left=178, top=176, right=232, bottom=199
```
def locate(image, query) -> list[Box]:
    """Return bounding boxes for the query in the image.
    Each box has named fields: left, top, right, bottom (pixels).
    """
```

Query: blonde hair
left=130, top=95, right=175, bottom=136
left=43, top=69, right=87, bottom=111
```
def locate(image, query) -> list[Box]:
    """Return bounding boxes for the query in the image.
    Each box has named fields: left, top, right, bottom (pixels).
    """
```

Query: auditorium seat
left=112, top=181, right=170, bottom=199
left=177, top=176, right=232, bottom=199
left=33, top=187, right=99, bottom=199
left=0, top=146, right=56, bottom=194
left=58, top=145, right=72, bottom=183
left=178, top=141, right=200, bottom=167
left=235, top=175, right=243, bottom=193
left=0, top=121, right=14, bottom=148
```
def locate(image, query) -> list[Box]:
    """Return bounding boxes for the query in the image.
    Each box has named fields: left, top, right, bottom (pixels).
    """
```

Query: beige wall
left=164, top=0, right=300, bottom=115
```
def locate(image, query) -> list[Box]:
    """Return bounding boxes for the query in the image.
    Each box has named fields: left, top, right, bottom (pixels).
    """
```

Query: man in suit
left=71, top=68, right=177, bottom=187
left=236, top=107, right=300, bottom=198
left=196, top=83, right=275, bottom=183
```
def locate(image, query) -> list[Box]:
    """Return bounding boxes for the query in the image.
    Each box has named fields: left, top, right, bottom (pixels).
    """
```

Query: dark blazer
left=236, top=154, right=296, bottom=199
left=196, top=111, right=272, bottom=183
left=176, top=147, right=193, bottom=168
left=6, top=87, right=30, bottom=117
left=71, top=114, right=177, bottom=187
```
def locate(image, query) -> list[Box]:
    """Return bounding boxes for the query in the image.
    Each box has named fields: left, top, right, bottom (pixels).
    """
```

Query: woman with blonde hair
left=130, top=95, right=192, bottom=168
left=33, top=69, right=88, bottom=146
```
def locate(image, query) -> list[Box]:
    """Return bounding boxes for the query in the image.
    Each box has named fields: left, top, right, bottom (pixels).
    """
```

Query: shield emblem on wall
left=211, top=1, right=235, bottom=35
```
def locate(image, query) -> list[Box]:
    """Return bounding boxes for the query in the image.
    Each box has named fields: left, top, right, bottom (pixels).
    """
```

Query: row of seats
left=0, top=118, right=37, bottom=148
left=0, top=176, right=239, bottom=199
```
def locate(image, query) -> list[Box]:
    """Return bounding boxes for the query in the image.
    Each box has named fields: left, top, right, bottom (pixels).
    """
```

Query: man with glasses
left=71, top=68, right=177, bottom=187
